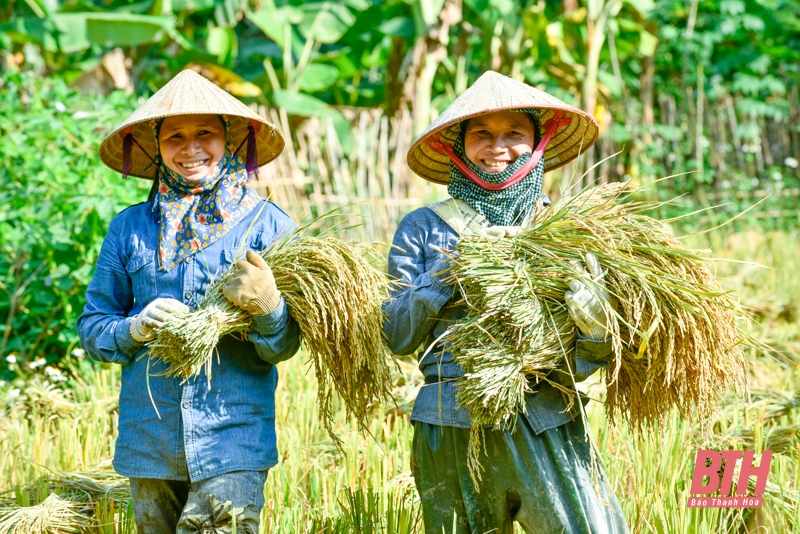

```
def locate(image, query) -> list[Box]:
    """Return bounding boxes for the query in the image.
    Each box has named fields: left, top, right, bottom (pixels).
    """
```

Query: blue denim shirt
left=77, top=197, right=301, bottom=482
left=383, top=206, right=612, bottom=432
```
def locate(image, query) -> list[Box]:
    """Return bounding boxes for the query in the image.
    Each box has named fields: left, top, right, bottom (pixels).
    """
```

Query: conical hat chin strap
left=425, top=110, right=571, bottom=191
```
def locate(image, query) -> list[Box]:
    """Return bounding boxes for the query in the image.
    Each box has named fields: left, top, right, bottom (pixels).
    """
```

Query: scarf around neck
left=149, top=115, right=261, bottom=271
left=446, top=112, right=545, bottom=226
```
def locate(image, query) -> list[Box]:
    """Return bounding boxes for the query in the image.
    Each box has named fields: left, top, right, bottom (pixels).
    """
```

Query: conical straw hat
left=407, top=71, right=599, bottom=184
left=99, top=69, right=284, bottom=180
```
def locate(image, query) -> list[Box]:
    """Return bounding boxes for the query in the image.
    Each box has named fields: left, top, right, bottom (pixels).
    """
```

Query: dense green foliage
left=3, top=1, right=798, bottom=187
left=0, top=73, right=148, bottom=379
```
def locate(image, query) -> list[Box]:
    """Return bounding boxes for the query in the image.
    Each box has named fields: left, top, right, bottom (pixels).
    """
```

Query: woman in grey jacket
left=383, top=71, right=630, bottom=534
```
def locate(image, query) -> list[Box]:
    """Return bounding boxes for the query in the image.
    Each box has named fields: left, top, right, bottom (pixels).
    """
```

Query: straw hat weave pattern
left=99, top=69, right=284, bottom=180
left=407, top=71, right=599, bottom=184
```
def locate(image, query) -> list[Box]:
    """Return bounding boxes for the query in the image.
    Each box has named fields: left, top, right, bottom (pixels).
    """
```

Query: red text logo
left=686, top=449, right=772, bottom=509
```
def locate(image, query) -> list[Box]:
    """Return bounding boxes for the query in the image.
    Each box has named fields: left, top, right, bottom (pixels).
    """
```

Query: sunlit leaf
left=19, top=12, right=176, bottom=52
left=377, top=16, right=415, bottom=38
left=660, top=24, right=679, bottom=41
left=1, top=17, right=60, bottom=51
left=246, top=4, right=302, bottom=45
left=742, top=14, right=765, bottom=32
left=271, top=89, right=354, bottom=152
left=206, top=26, right=237, bottom=66
left=598, top=69, right=623, bottom=99
left=86, top=13, right=173, bottom=46
left=329, top=51, right=358, bottom=79
left=273, top=89, right=331, bottom=116
left=298, top=3, right=357, bottom=44
left=297, top=63, right=339, bottom=92
left=638, top=28, right=658, bottom=56
left=624, top=0, right=655, bottom=15
left=720, top=18, right=737, bottom=35
left=721, top=0, right=746, bottom=16
left=172, top=0, right=217, bottom=11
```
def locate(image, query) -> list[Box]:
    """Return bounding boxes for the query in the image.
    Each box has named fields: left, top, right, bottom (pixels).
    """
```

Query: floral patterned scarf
left=149, top=115, right=261, bottom=271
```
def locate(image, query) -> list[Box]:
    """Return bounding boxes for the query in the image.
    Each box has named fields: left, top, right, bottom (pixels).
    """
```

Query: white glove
left=565, top=253, right=616, bottom=340
left=129, top=298, right=191, bottom=343
left=481, top=225, right=524, bottom=238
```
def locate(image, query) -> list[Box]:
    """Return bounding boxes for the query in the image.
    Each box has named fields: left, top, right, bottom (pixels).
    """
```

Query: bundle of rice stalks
left=445, top=182, right=756, bottom=447
left=0, top=493, right=91, bottom=534
left=726, top=425, right=800, bottom=456
left=148, top=226, right=395, bottom=442
left=710, top=389, right=800, bottom=429
left=0, top=462, right=132, bottom=533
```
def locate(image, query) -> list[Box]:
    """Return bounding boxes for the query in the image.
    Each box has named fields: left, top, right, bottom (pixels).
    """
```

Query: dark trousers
left=412, top=417, right=630, bottom=534
left=129, top=470, right=267, bottom=534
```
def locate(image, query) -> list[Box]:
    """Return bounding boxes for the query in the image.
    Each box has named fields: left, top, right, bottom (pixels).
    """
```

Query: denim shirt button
left=184, top=292, right=192, bottom=302
left=185, top=256, right=193, bottom=264
left=182, top=401, right=190, bottom=409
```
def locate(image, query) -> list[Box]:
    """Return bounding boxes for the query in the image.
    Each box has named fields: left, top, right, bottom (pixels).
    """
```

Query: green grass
left=1, top=229, right=799, bottom=533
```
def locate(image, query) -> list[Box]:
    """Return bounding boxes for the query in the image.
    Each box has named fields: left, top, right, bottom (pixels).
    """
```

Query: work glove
left=480, top=225, right=524, bottom=238
left=565, top=253, right=616, bottom=341
left=222, top=250, right=282, bottom=315
left=130, top=298, right=191, bottom=343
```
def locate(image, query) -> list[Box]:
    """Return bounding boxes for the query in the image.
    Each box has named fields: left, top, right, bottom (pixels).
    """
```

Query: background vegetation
left=1, top=0, right=799, bottom=532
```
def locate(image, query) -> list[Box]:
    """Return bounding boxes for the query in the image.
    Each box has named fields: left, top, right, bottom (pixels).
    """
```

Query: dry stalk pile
left=446, top=182, right=752, bottom=438
left=148, top=235, right=395, bottom=443
left=0, top=464, right=131, bottom=533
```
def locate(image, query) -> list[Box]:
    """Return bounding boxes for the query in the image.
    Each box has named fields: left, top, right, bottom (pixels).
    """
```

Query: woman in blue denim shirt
left=385, top=72, right=630, bottom=533
left=78, top=70, right=300, bottom=533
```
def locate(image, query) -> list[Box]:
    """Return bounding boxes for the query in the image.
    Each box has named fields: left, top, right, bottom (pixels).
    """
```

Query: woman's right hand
left=129, top=298, right=191, bottom=343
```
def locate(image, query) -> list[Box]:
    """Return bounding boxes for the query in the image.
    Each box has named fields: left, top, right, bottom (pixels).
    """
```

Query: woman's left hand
left=481, top=225, right=523, bottom=238
left=222, top=250, right=282, bottom=315
left=565, top=253, right=616, bottom=340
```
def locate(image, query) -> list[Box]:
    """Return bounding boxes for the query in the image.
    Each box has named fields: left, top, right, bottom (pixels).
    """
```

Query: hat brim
left=98, top=69, right=284, bottom=180
left=407, top=72, right=599, bottom=184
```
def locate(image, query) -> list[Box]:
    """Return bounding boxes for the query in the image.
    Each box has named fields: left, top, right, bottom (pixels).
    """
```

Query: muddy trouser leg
left=412, top=418, right=630, bottom=534
left=486, top=416, right=630, bottom=534
left=412, top=422, right=515, bottom=534
left=129, top=478, right=190, bottom=534
left=176, top=470, right=267, bottom=534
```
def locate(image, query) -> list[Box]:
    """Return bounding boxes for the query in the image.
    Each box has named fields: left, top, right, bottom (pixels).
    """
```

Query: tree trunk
left=695, top=62, right=704, bottom=173
left=681, top=0, right=700, bottom=113
left=580, top=0, right=620, bottom=188
left=404, top=0, right=462, bottom=137
left=385, top=37, right=407, bottom=118
left=640, top=54, right=655, bottom=139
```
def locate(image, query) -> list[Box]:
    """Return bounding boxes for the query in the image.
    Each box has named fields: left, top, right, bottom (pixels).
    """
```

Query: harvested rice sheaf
left=445, top=182, right=754, bottom=437
left=148, top=235, right=395, bottom=443
left=0, top=462, right=130, bottom=534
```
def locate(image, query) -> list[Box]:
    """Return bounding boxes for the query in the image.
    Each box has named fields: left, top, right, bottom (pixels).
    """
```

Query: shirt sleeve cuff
left=251, top=297, right=290, bottom=335
left=115, top=317, right=144, bottom=356
left=428, top=259, right=456, bottom=298
left=575, top=334, right=613, bottom=362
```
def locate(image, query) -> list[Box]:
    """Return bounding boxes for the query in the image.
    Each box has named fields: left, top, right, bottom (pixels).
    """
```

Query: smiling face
left=158, top=114, right=226, bottom=181
left=462, top=111, right=535, bottom=174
